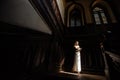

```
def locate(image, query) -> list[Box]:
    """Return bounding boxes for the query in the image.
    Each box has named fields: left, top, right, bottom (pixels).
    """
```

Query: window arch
left=93, top=7, right=108, bottom=25
left=69, top=9, right=82, bottom=27
left=66, top=3, right=85, bottom=27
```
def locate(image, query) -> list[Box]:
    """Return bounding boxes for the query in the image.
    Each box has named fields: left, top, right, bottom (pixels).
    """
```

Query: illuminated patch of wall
left=56, top=0, right=65, bottom=23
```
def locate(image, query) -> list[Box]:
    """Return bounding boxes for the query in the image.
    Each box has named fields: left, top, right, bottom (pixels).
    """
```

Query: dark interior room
left=1, top=0, right=120, bottom=80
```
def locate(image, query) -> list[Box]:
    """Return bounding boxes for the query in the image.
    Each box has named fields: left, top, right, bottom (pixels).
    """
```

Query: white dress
left=72, top=46, right=81, bottom=73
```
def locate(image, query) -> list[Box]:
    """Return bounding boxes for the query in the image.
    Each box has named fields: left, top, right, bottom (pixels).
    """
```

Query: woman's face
left=75, top=41, right=79, bottom=45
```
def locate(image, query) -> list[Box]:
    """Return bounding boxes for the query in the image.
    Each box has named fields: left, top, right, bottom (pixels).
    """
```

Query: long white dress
left=72, top=46, right=81, bottom=73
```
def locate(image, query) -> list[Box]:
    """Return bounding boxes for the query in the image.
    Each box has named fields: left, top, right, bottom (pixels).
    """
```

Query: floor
left=48, top=71, right=107, bottom=80
left=14, top=70, right=108, bottom=80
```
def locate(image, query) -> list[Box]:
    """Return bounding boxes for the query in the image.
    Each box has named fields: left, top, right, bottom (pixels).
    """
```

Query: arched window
left=93, top=7, right=108, bottom=25
left=69, top=9, right=82, bottom=27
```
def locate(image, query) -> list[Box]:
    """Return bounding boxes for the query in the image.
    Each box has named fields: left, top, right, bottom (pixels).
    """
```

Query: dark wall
left=0, top=22, right=52, bottom=79
left=107, top=0, right=120, bottom=22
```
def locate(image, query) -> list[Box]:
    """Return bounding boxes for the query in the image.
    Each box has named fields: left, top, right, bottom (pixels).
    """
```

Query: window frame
left=69, top=9, right=82, bottom=27
left=93, top=7, right=108, bottom=25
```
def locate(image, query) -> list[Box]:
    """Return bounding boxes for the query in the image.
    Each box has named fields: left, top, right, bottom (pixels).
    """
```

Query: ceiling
left=0, top=0, right=52, bottom=34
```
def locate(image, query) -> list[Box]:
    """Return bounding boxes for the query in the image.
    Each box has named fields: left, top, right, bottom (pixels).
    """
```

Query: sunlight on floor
left=59, top=70, right=80, bottom=75
left=58, top=70, right=106, bottom=80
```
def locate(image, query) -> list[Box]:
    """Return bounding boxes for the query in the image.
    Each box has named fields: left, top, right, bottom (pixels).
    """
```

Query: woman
left=72, top=41, right=82, bottom=73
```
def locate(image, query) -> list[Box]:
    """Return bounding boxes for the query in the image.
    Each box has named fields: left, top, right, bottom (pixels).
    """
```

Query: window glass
left=76, top=18, right=81, bottom=26
left=101, top=12, right=108, bottom=24
left=93, top=7, right=108, bottom=24
left=69, top=9, right=81, bottom=27
left=70, top=18, right=75, bottom=26
left=94, top=13, right=101, bottom=24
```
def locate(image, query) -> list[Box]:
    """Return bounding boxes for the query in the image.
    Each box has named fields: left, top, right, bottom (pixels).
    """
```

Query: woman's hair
left=74, top=41, right=79, bottom=45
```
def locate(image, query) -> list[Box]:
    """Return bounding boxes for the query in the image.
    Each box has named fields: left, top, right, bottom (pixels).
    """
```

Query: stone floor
left=14, top=70, right=108, bottom=80
left=48, top=71, right=107, bottom=80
